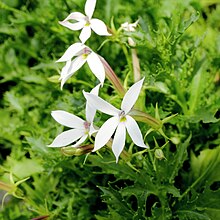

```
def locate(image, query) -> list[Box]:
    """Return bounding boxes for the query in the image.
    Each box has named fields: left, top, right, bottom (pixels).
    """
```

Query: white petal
left=90, top=19, right=111, bottom=36
left=59, top=20, right=85, bottom=31
left=48, top=129, right=84, bottom=147
left=85, top=0, right=96, bottom=19
left=79, top=26, right=92, bottom=44
left=125, top=115, right=148, bottom=148
left=51, top=110, right=85, bottom=129
left=56, top=43, right=85, bottom=62
left=60, top=57, right=87, bottom=88
left=85, top=84, right=101, bottom=123
left=90, top=83, right=101, bottom=95
left=68, top=55, right=87, bottom=74
left=59, top=60, right=72, bottom=89
left=59, top=12, right=86, bottom=31
left=71, top=134, right=88, bottom=148
left=93, top=116, right=118, bottom=151
left=83, top=92, right=120, bottom=116
left=121, top=78, right=145, bottom=114
left=61, top=12, right=86, bottom=22
left=112, top=122, right=126, bottom=163
left=87, top=52, right=105, bottom=85
left=88, top=123, right=98, bottom=136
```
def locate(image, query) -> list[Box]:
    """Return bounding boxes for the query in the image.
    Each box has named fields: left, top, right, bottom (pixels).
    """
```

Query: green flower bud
left=155, top=149, right=166, bottom=160
left=61, top=144, right=94, bottom=156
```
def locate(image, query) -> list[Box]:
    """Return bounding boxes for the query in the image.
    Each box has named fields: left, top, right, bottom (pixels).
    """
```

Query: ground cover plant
left=0, top=0, right=220, bottom=219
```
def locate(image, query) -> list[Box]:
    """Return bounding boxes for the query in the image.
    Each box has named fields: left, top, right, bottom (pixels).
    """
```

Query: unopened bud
left=155, top=149, right=166, bottom=160
left=170, top=137, right=180, bottom=145
left=61, top=144, right=94, bottom=156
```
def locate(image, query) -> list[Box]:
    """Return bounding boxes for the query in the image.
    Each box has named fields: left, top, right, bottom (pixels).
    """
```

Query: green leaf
left=190, top=146, right=220, bottom=187
left=188, top=59, right=207, bottom=114
left=4, top=157, right=44, bottom=180
left=99, top=184, right=135, bottom=219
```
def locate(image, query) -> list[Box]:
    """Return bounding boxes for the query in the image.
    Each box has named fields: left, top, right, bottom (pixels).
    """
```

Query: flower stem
left=128, top=37, right=141, bottom=82
left=99, top=56, right=126, bottom=97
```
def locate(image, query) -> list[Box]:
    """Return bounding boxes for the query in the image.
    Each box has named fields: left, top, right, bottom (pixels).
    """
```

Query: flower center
left=82, top=53, right=89, bottom=59
left=82, top=48, right=91, bottom=59
left=84, top=16, right=90, bottom=26
left=119, top=110, right=126, bottom=122
left=84, top=121, right=91, bottom=134
left=85, top=21, right=90, bottom=26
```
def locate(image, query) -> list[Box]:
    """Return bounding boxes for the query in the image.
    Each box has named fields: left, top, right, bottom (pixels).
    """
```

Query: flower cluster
left=49, top=0, right=150, bottom=162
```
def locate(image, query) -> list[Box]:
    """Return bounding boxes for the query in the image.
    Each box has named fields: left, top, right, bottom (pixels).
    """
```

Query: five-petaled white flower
left=57, top=42, right=105, bottom=89
left=59, top=0, right=111, bottom=44
left=49, top=84, right=100, bottom=148
left=84, top=78, right=148, bottom=162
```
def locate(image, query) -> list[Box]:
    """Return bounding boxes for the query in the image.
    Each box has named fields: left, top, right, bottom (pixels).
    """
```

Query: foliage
left=0, top=0, right=220, bottom=219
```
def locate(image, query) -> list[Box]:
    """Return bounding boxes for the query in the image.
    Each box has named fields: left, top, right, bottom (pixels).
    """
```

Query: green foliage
left=0, top=0, right=220, bottom=219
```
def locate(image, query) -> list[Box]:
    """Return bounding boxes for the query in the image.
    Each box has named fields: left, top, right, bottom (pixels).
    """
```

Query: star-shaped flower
left=57, top=42, right=105, bottom=89
left=59, top=0, right=111, bottom=43
left=84, top=78, right=148, bottom=162
left=49, top=84, right=100, bottom=148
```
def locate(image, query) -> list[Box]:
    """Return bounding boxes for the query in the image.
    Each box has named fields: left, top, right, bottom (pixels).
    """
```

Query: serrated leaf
left=4, top=91, right=23, bottom=113
left=99, top=184, right=135, bottom=218
left=184, top=108, right=219, bottom=123
left=175, top=209, right=210, bottom=220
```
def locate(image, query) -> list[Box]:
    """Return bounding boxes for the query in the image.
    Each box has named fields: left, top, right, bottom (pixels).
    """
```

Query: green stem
left=99, top=56, right=126, bottom=97
left=131, top=48, right=141, bottom=82
left=149, top=151, right=157, bottom=172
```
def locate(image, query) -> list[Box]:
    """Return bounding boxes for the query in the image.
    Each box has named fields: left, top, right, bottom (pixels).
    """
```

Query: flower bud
left=155, top=149, right=166, bottom=160
left=61, top=144, right=94, bottom=156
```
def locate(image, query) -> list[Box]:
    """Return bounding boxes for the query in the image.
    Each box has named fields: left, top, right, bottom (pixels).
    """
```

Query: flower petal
left=60, top=57, right=86, bottom=88
left=59, top=60, right=72, bottom=89
left=79, top=26, right=92, bottom=44
left=85, top=0, right=96, bottom=19
left=85, top=84, right=101, bottom=123
left=59, top=20, right=85, bottom=31
left=51, top=110, right=85, bottom=129
left=48, top=129, right=84, bottom=147
left=121, top=78, right=144, bottom=114
left=125, top=115, right=148, bottom=148
left=93, top=116, right=118, bottom=151
left=56, top=43, right=85, bottom=62
left=112, top=122, right=126, bottom=163
left=87, top=52, right=105, bottom=85
left=83, top=92, right=120, bottom=116
left=90, top=18, right=111, bottom=36
left=68, top=55, right=87, bottom=74
left=62, top=12, right=86, bottom=21
left=88, top=123, right=98, bottom=136
left=59, top=12, right=86, bottom=31
left=71, top=134, right=88, bottom=148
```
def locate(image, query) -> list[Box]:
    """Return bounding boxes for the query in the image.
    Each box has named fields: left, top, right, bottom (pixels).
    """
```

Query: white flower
left=84, top=78, right=148, bottom=162
left=121, top=19, right=139, bottom=32
left=48, top=84, right=100, bottom=148
left=59, top=0, right=111, bottom=43
left=57, top=42, right=105, bottom=89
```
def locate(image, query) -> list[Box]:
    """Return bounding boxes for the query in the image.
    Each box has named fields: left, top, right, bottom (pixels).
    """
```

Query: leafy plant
left=0, top=0, right=220, bottom=219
